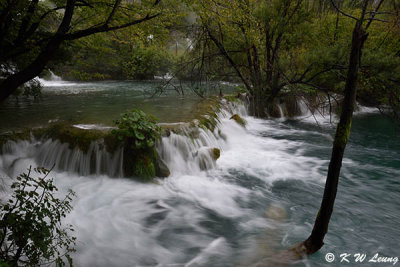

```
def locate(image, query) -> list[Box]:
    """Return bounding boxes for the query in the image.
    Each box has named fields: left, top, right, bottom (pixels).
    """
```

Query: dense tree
left=52, top=3, right=184, bottom=81
left=0, top=0, right=165, bottom=101
left=185, top=0, right=336, bottom=116
left=181, top=0, right=399, bottom=118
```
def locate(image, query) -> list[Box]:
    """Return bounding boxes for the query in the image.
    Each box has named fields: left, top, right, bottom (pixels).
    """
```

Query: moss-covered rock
left=198, top=114, right=219, bottom=131
left=230, top=114, right=247, bottom=127
left=122, top=145, right=170, bottom=181
left=0, top=130, right=32, bottom=150
left=197, top=147, right=221, bottom=170
left=0, top=123, right=170, bottom=182
left=211, top=148, right=221, bottom=160
left=32, top=123, right=109, bottom=153
left=134, top=155, right=156, bottom=180
left=224, top=92, right=249, bottom=104
left=224, top=94, right=241, bottom=103
left=123, top=146, right=155, bottom=181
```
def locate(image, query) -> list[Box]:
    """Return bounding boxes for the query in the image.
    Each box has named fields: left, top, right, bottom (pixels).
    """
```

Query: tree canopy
left=0, top=0, right=177, bottom=100
left=1, top=0, right=399, bottom=116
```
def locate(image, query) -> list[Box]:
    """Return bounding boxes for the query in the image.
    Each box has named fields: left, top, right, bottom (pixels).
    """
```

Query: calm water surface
left=0, top=80, right=235, bottom=132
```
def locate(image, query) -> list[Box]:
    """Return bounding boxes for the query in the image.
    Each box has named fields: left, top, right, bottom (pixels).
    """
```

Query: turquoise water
left=0, top=81, right=399, bottom=266
left=267, top=114, right=400, bottom=266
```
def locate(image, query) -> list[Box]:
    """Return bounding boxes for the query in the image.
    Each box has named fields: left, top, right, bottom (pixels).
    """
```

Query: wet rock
left=155, top=158, right=170, bottom=178
left=197, top=147, right=220, bottom=170
left=230, top=114, right=246, bottom=127
left=282, top=95, right=302, bottom=117
left=266, top=103, right=285, bottom=118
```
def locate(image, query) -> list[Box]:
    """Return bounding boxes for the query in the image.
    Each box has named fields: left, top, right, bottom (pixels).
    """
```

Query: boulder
left=230, top=114, right=246, bottom=127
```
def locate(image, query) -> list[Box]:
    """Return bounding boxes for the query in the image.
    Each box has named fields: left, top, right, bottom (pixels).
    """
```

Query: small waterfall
left=297, top=99, right=311, bottom=115
left=49, top=70, right=62, bottom=81
left=277, top=104, right=284, bottom=118
left=36, top=70, right=79, bottom=87
left=0, top=100, right=247, bottom=178
left=157, top=100, right=247, bottom=175
left=1, top=138, right=123, bottom=178
left=157, top=127, right=223, bottom=174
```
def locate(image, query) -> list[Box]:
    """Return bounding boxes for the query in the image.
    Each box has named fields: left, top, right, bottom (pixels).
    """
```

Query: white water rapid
left=0, top=100, right=384, bottom=266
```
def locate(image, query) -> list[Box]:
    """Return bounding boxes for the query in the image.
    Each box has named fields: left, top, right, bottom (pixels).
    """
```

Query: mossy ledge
left=0, top=98, right=231, bottom=181
left=230, top=114, right=246, bottom=127
left=0, top=123, right=169, bottom=181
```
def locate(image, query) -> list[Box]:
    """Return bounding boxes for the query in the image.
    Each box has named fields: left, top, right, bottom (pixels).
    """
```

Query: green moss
left=134, top=155, right=156, bottom=181
left=198, top=115, right=219, bottom=131
left=224, top=94, right=241, bottom=103
left=230, top=114, right=247, bottom=127
left=211, top=148, right=221, bottom=160
left=123, top=145, right=170, bottom=181
left=1, top=123, right=170, bottom=182
left=333, top=119, right=352, bottom=149
left=0, top=130, right=32, bottom=150
left=38, top=124, right=108, bottom=153
left=103, top=134, right=121, bottom=154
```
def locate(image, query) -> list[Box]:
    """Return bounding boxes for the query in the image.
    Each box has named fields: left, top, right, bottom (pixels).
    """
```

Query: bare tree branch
left=330, top=0, right=358, bottom=20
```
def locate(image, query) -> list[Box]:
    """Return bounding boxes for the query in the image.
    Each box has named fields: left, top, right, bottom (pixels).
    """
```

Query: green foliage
left=52, top=0, right=185, bottom=81
left=0, top=167, right=76, bottom=266
left=123, top=46, right=172, bottom=80
left=112, top=109, right=161, bottom=150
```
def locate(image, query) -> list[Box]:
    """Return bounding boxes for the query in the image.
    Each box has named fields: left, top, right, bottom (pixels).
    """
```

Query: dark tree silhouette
left=0, top=0, right=161, bottom=101
left=289, top=0, right=386, bottom=256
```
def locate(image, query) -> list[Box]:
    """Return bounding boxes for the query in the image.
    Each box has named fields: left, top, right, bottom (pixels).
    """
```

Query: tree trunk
left=293, top=20, right=368, bottom=255
left=0, top=38, right=63, bottom=101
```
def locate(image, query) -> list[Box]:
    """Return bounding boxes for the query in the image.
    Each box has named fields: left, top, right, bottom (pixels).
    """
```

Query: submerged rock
left=230, top=114, right=247, bottom=127
left=197, top=147, right=220, bottom=170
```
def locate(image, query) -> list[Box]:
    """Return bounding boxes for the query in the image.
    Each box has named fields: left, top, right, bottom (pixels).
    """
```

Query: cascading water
left=0, top=99, right=398, bottom=267
left=36, top=70, right=79, bottom=88
left=1, top=138, right=123, bottom=178
left=0, top=100, right=243, bottom=178
left=157, top=102, right=246, bottom=174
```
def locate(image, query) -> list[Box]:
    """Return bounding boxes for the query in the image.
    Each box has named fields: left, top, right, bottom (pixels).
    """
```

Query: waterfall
left=49, top=70, right=62, bottom=81
left=157, top=126, right=223, bottom=174
left=157, top=100, right=247, bottom=175
left=0, top=100, right=247, bottom=178
left=36, top=70, right=78, bottom=87
left=1, top=138, right=123, bottom=178
left=277, top=104, right=284, bottom=118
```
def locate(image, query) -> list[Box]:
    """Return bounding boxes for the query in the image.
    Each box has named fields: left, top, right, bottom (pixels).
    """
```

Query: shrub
left=0, top=167, right=76, bottom=266
left=112, top=109, right=161, bottom=150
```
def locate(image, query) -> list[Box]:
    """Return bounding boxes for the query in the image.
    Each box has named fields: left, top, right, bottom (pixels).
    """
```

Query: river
left=0, top=80, right=399, bottom=266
